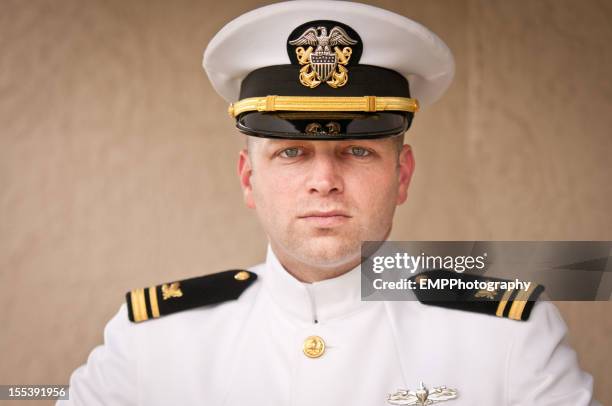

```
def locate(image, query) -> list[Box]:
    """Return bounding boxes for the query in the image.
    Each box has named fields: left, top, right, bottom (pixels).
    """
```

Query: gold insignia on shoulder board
left=162, top=282, right=183, bottom=300
left=475, top=288, right=496, bottom=300
left=289, top=26, right=357, bottom=88
left=387, top=382, right=458, bottom=405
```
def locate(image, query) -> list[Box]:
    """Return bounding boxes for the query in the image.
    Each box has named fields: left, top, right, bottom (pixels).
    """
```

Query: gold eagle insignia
left=288, top=25, right=357, bottom=88
left=162, top=282, right=183, bottom=300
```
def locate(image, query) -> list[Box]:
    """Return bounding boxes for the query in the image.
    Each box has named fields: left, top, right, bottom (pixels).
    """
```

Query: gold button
left=234, top=271, right=250, bottom=281
left=303, top=335, right=325, bottom=358
left=415, top=275, right=428, bottom=283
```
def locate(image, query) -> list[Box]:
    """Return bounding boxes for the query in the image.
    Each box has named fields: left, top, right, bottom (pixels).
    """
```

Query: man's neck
left=270, top=243, right=361, bottom=283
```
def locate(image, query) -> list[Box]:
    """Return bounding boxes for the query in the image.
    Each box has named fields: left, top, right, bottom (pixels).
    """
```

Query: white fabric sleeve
left=57, top=305, right=137, bottom=406
left=506, top=301, right=599, bottom=406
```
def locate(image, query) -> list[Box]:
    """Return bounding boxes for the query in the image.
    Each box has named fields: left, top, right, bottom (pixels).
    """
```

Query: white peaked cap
left=203, top=0, right=455, bottom=108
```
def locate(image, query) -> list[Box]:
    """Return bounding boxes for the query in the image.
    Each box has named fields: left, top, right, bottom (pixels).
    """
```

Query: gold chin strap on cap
left=227, top=95, right=419, bottom=118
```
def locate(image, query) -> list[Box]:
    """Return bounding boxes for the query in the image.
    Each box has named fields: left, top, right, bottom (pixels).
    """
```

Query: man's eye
left=279, top=147, right=303, bottom=158
left=348, top=146, right=371, bottom=157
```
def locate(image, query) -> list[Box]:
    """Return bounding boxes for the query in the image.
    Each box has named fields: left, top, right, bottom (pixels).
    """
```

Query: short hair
left=391, top=132, right=406, bottom=156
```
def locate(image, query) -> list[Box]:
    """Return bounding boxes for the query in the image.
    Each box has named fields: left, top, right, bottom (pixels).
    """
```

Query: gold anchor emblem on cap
left=387, top=382, right=458, bottom=405
left=303, top=335, right=325, bottom=358
left=289, top=25, right=357, bottom=88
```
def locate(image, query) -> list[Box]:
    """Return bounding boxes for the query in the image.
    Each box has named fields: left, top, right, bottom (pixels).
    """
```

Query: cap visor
left=236, top=111, right=412, bottom=139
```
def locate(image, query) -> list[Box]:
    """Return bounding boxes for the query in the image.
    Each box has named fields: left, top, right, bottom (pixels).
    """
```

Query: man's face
left=238, top=136, right=414, bottom=273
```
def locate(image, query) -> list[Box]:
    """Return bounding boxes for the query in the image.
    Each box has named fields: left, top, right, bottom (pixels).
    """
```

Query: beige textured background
left=1, top=0, right=611, bottom=404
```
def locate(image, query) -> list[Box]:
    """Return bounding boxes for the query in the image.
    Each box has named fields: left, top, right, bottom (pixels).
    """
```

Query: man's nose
left=306, top=154, right=344, bottom=195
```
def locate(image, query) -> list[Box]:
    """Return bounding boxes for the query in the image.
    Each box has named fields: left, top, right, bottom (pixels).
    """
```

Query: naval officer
left=60, top=1, right=597, bottom=405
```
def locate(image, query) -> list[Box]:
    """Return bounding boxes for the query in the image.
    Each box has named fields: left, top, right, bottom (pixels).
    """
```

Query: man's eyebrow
left=263, top=140, right=306, bottom=149
left=254, top=140, right=288, bottom=155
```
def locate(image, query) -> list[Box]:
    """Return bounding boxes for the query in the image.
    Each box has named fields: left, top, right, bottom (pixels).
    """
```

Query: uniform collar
left=262, top=245, right=365, bottom=323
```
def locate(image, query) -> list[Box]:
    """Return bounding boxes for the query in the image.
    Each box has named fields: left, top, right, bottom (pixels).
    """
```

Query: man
left=60, top=1, right=597, bottom=405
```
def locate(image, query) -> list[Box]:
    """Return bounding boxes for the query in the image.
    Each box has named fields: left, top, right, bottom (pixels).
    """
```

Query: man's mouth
left=297, top=211, right=352, bottom=227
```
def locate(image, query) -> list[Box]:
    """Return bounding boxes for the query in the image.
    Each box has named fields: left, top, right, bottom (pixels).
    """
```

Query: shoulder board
left=409, top=270, right=544, bottom=321
left=126, top=270, right=257, bottom=323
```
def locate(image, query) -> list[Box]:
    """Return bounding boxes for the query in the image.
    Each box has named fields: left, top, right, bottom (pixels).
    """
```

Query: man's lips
left=297, top=211, right=352, bottom=227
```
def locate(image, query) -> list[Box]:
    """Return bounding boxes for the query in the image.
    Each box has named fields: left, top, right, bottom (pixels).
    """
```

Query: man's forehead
left=248, top=136, right=395, bottom=149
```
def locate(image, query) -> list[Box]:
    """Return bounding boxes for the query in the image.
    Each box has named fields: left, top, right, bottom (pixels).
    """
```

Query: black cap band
left=236, top=64, right=413, bottom=139
left=240, top=65, right=410, bottom=98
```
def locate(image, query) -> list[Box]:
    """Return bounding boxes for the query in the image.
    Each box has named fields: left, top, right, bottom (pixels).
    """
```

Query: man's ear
left=238, top=149, right=256, bottom=209
left=396, top=144, right=415, bottom=205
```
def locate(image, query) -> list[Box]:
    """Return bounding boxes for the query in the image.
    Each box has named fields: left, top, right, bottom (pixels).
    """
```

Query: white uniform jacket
left=60, top=246, right=597, bottom=406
